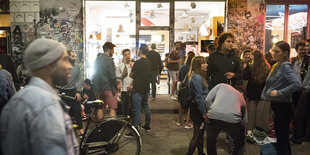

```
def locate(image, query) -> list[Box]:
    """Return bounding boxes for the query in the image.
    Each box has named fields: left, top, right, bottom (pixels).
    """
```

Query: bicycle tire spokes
left=110, top=121, right=128, bottom=144
left=82, top=120, right=141, bottom=155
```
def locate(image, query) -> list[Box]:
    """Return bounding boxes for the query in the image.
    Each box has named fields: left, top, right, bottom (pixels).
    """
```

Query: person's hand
left=204, top=114, right=210, bottom=123
left=127, top=84, right=133, bottom=92
left=76, top=93, right=82, bottom=102
left=224, top=72, right=235, bottom=79
left=83, top=94, right=88, bottom=99
left=270, top=90, right=278, bottom=97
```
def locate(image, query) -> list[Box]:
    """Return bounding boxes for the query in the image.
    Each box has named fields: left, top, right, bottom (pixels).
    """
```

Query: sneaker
left=124, top=133, right=135, bottom=138
left=175, top=121, right=181, bottom=126
left=184, top=124, right=193, bottom=129
left=142, top=126, right=151, bottom=132
left=82, top=115, right=87, bottom=121
left=170, top=95, right=177, bottom=100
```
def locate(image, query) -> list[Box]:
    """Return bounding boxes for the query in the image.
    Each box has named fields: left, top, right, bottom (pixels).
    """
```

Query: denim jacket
left=188, top=74, right=209, bottom=116
left=261, top=62, right=302, bottom=102
left=1, top=77, right=79, bottom=155
left=303, top=66, right=310, bottom=89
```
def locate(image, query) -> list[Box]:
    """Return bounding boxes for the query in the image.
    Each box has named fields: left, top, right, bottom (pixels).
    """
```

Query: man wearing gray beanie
left=0, top=38, right=79, bottom=155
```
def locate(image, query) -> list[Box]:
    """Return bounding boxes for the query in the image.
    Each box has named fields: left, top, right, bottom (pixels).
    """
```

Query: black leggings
left=271, top=101, right=292, bottom=155
left=187, top=121, right=205, bottom=155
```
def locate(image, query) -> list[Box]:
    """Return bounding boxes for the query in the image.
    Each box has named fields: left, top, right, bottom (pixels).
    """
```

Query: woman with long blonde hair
left=243, top=50, right=271, bottom=131
left=186, top=56, right=208, bottom=155
left=261, top=41, right=302, bottom=155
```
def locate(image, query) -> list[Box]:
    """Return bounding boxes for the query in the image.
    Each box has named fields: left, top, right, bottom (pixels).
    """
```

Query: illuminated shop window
left=265, top=5, right=285, bottom=53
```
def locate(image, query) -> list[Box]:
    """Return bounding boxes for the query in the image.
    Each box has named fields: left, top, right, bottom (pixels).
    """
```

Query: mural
left=9, top=0, right=83, bottom=66
left=227, top=0, right=265, bottom=51
left=38, top=0, right=83, bottom=56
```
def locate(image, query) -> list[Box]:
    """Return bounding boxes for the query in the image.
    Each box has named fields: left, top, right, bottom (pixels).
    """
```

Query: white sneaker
left=170, top=95, right=177, bottom=100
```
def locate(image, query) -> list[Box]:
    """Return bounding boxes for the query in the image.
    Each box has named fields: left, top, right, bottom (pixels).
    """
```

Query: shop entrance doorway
left=0, top=27, right=11, bottom=54
left=138, top=30, right=170, bottom=94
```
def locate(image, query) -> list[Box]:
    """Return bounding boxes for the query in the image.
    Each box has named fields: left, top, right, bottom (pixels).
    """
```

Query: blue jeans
left=132, top=92, right=151, bottom=128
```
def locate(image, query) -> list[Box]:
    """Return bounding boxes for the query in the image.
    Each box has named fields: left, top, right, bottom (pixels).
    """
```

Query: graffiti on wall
left=11, top=25, right=26, bottom=64
left=37, top=7, right=83, bottom=53
left=227, top=0, right=265, bottom=51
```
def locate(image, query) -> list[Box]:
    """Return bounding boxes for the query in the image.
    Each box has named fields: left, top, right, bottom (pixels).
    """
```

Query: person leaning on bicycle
left=0, top=38, right=79, bottom=155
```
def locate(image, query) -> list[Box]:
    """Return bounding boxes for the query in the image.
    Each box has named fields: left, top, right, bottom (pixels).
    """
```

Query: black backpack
left=178, top=75, right=190, bottom=109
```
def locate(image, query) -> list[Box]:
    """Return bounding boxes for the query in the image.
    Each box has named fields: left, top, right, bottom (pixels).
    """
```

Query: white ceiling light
left=191, top=17, right=195, bottom=23
left=129, top=10, right=133, bottom=18
left=191, top=2, right=196, bottom=9
left=181, top=24, right=190, bottom=34
left=157, top=3, right=163, bottom=8
left=124, top=1, right=129, bottom=8
left=182, top=10, right=189, bottom=18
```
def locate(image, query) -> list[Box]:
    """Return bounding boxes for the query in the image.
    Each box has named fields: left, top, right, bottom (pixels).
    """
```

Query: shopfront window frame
left=265, top=0, right=310, bottom=44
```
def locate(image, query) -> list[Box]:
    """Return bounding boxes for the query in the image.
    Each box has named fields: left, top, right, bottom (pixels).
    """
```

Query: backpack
left=178, top=75, right=190, bottom=109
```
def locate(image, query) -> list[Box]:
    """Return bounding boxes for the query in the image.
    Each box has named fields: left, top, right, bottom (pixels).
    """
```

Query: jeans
left=270, top=101, right=292, bottom=155
left=132, top=92, right=151, bottom=128
left=150, top=72, right=158, bottom=98
left=206, top=119, right=245, bottom=155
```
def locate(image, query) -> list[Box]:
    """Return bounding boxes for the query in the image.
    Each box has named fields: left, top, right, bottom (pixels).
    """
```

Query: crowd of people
left=172, top=33, right=310, bottom=155
left=0, top=31, right=310, bottom=155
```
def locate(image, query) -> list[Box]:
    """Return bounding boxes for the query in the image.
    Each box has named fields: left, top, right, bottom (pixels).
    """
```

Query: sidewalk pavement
left=142, top=94, right=310, bottom=155
left=148, top=94, right=179, bottom=114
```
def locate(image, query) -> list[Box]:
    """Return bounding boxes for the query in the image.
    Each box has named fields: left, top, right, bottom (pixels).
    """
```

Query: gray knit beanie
left=24, top=38, right=67, bottom=70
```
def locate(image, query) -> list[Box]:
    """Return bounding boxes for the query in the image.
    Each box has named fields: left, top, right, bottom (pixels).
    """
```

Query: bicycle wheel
left=82, top=119, right=141, bottom=155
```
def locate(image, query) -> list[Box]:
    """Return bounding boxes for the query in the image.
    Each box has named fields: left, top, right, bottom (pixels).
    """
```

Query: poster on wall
left=186, top=34, right=196, bottom=41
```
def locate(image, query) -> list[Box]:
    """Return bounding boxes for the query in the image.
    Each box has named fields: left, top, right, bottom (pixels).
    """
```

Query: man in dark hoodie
left=206, top=32, right=242, bottom=152
left=206, top=32, right=242, bottom=90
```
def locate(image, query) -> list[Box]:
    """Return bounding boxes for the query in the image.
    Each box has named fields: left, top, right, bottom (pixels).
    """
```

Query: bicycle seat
left=84, top=100, right=104, bottom=109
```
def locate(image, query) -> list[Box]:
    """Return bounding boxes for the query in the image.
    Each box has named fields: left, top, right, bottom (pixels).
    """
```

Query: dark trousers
left=206, top=119, right=245, bottom=155
left=121, top=91, right=132, bottom=117
left=60, top=89, right=83, bottom=130
left=293, top=88, right=310, bottom=137
left=187, top=121, right=205, bottom=155
left=150, top=72, right=158, bottom=98
left=270, top=101, right=292, bottom=155
left=292, top=89, right=302, bottom=109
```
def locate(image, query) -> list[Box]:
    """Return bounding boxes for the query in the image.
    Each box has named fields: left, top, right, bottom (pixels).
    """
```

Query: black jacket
left=146, top=50, right=163, bottom=74
left=0, top=53, right=17, bottom=83
left=206, top=50, right=242, bottom=89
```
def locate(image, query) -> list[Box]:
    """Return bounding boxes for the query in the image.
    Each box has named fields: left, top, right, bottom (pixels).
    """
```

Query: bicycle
left=79, top=100, right=142, bottom=155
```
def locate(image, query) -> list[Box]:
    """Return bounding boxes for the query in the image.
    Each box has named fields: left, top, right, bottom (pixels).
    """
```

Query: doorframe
left=0, top=27, right=11, bottom=55
left=136, top=0, right=174, bottom=56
